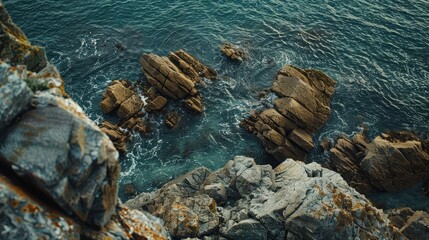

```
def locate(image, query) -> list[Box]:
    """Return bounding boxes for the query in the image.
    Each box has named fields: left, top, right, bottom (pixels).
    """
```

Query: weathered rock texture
left=140, top=49, right=216, bottom=113
left=387, top=208, right=429, bottom=240
left=0, top=4, right=170, bottom=239
left=220, top=43, right=247, bottom=62
left=0, top=175, right=80, bottom=239
left=242, top=65, right=336, bottom=161
left=99, top=80, right=151, bottom=153
left=0, top=3, right=47, bottom=72
left=326, top=131, right=429, bottom=195
left=126, top=156, right=404, bottom=240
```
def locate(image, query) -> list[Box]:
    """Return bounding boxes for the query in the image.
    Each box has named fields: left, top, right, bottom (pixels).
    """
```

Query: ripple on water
left=7, top=0, right=429, bottom=208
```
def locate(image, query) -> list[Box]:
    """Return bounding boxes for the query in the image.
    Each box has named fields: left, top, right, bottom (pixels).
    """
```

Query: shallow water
left=6, top=0, right=429, bottom=209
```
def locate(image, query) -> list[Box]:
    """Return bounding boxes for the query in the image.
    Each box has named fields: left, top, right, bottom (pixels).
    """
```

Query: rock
left=326, top=131, right=429, bottom=195
left=81, top=206, right=170, bottom=240
left=100, top=80, right=134, bottom=114
left=0, top=3, right=48, bottom=72
left=0, top=62, right=33, bottom=132
left=127, top=156, right=404, bottom=239
left=166, top=112, right=180, bottom=128
left=361, top=133, right=429, bottom=192
left=140, top=49, right=216, bottom=111
left=99, top=121, right=130, bottom=154
left=184, top=95, right=204, bottom=113
left=223, top=219, right=267, bottom=240
left=241, top=65, right=336, bottom=161
left=0, top=175, right=80, bottom=239
left=400, top=211, right=429, bottom=240
left=220, top=43, right=247, bottom=62
left=387, top=207, right=416, bottom=229
left=0, top=90, right=120, bottom=227
left=117, top=93, right=143, bottom=119
left=145, top=95, right=167, bottom=112
left=121, top=115, right=150, bottom=135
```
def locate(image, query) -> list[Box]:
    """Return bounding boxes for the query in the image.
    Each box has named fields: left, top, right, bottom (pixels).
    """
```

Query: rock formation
left=242, top=65, right=336, bottom=161
left=140, top=49, right=216, bottom=113
left=99, top=80, right=151, bottom=153
left=126, top=156, right=404, bottom=240
left=326, top=131, right=429, bottom=195
left=220, top=43, right=247, bottom=62
left=387, top=208, right=429, bottom=240
left=0, top=4, right=169, bottom=239
left=0, top=3, right=47, bottom=72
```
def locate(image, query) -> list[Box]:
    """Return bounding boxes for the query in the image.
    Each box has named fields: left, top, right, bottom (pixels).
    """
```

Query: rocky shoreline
left=0, top=2, right=428, bottom=240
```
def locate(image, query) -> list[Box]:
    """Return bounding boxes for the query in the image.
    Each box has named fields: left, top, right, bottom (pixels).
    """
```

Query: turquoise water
left=6, top=0, right=429, bottom=208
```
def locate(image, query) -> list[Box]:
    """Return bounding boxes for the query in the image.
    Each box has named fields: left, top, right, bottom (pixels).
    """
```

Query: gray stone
left=0, top=91, right=119, bottom=227
left=0, top=62, right=32, bottom=132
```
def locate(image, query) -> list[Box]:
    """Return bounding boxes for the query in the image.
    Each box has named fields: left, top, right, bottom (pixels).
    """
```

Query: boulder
left=126, top=156, right=404, bottom=239
left=0, top=90, right=120, bottom=227
left=387, top=207, right=416, bottom=229
left=0, top=175, right=80, bottom=239
left=0, top=62, right=33, bottom=132
left=165, top=112, right=180, bottom=128
left=99, top=121, right=130, bottom=154
left=0, top=3, right=48, bottom=72
left=140, top=49, right=216, bottom=112
left=145, top=95, right=167, bottom=112
left=242, top=65, right=336, bottom=161
left=326, top=131, right=429, bottom=195
left=99, top=80, right=137, bottom=115
left=400, top=211, right=429, bottom=240
left=220, top=43, right=247, bottom=62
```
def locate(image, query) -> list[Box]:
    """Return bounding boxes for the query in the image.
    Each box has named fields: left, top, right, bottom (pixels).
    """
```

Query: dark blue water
left=6, top=0, right=429, bottom=209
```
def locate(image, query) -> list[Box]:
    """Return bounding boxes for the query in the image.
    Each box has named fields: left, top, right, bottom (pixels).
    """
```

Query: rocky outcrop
left=0, top=3, right=48, bottom=72
left=126, top=156, right=404, bottom=240
left=0, top=175, right=80, bottom=239
left=0, top=4, right=170, bottom=239
left=99, top=80, right=151, bottom=153
left=140, top=49, right=216, bottom=112
left=220, top=43, right=247, bottom=62
left=387, top=208, right=429, bottom=240
left=326, top=131, right=429, bottom=195
left=242, top=65, right=336, bottom=161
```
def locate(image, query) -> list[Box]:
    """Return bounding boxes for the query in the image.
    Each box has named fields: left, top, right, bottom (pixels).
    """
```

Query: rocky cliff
left=0, top=3, right=169, bottom=239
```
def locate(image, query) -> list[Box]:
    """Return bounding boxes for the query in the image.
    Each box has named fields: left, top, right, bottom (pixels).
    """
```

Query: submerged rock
left=242, top=65, right=336, bottom=161
left=326, top=131, right=429, bottom=194
left=220, top=43, right=247, bottom=62
left=99, top=121, right=130, bottom=154
left=126, top=156, right=403, bottom=239
left=140, top=49, right=216, bottom=112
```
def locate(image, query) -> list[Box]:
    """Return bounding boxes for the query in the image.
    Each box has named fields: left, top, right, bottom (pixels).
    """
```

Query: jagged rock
left=241, top=65, right=336, bottom=161
left=0, top=3, right=48, bottom=72
left=0, top=90, right=120, bottom=227
left=100, top=80, right=138, bottom=115
left=126, top=156, right=404, bottom=239
left=400, top=211, right=429, bottom=240
left=0, top=62, right=33, bottom=132
left=99, top=121, right=130, bottom=154
left=387, top=207, right=416, bottom=229
left=121, top=115, right=150, bottom=135
left=165, top=112, right=180, bottom=128
left=184, top=95, right=204, bottom=113
left=326, top=131, right=429, bottom=194
left=0, top=175, right=80, bottom=239
left=220, top=43, right=247, bottom=62
left=145, top=95, right=167, bottom=112
left=140, top=49, right=216, bottom=112
left=82, top=206, right=170, bottom=240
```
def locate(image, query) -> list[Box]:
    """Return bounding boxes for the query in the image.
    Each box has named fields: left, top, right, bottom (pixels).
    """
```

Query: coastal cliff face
left=0, top=3, right=169, bottom=239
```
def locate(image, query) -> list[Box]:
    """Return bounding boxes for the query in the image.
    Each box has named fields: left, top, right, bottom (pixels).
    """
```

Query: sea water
left=7, top=0, right=429, bottom=210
